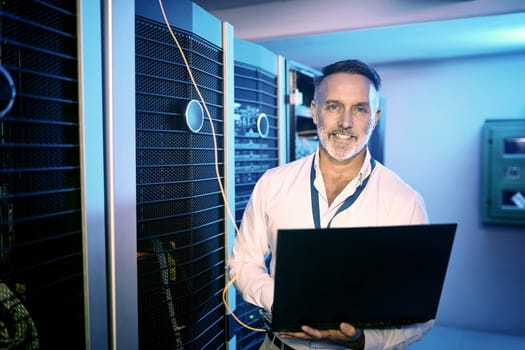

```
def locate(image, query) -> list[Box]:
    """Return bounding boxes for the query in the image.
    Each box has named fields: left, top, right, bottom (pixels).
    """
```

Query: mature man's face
left=311, top=72, right=380, bottom=162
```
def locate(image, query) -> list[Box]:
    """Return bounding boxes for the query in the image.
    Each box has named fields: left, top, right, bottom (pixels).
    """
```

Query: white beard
left=317, top=117, right=375, bottom=161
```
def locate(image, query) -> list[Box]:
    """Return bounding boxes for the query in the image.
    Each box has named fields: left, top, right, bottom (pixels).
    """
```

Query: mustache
left=329, top=128, right=357, bottom=137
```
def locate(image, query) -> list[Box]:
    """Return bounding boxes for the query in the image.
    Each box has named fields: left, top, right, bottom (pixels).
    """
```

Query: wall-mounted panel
left=482, top=119, right=525, bottom=226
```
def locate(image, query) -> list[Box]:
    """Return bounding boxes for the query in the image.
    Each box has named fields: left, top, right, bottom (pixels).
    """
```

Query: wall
left=376, top=52, right=525, bottom=336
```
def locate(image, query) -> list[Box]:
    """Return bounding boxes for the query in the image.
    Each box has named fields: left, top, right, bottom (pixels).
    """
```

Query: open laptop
left=265, top=223, right=457, bottom=332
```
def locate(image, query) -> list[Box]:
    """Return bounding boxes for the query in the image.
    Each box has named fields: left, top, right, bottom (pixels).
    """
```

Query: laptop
left=266, top=223, right=457, bottom=332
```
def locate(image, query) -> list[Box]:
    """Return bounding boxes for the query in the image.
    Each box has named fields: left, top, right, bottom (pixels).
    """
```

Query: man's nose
left=339, top=108, right=353, bottom=128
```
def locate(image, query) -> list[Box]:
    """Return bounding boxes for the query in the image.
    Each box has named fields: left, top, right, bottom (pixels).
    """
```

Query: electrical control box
left=482, top=119, right=525, bottom=226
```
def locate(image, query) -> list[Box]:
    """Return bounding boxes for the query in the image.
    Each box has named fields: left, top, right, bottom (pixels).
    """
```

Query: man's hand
left=280, top=322, right=365, bottom=349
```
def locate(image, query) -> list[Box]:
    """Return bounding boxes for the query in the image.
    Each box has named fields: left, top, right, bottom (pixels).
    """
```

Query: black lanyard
left=310, top=155, right=376, bottom=229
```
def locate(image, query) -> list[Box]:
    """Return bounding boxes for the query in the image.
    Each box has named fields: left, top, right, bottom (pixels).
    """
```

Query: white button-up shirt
left=228, top=149, right=432, bottom=350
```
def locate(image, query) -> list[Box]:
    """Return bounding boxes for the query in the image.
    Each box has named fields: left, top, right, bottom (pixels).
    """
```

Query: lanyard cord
left=310, top=155, right=376, bottom=229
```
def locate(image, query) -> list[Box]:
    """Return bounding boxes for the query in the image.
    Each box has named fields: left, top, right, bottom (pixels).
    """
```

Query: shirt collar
left=314, top=147, right=373, bottom=187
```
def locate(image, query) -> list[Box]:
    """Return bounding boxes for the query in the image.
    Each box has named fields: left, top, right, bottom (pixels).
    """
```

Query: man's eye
left=326, top=104, right=340, bottom=111
left=353, top=106, right=369, bottom=115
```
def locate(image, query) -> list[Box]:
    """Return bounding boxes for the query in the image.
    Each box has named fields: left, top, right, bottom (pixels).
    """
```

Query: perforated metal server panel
left=0, top=1, right=85, bottom=348
left=233, top=62, right=279, bottom=349
left=135, top=15, right=226, bottom=350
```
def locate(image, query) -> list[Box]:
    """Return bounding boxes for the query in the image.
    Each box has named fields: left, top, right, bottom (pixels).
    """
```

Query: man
left=227, top=59, right=433, bottom=349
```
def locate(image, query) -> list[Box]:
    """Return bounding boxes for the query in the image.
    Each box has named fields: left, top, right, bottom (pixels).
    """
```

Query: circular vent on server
left=0, top=65, right=15, bottom=117
left=185, top=99, right=204, bottom=133
left=257, top=113, right=269, bottom=138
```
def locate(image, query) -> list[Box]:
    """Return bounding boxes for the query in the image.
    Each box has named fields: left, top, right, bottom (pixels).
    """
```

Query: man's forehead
left=318, top=74, right=377, bottom=98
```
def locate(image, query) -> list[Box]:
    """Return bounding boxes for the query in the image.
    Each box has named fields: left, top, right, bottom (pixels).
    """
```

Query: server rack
left=0, top=1, right=108, bottom=349
left=134, top=1, right=234, bottom=349
left=285, top=60, right=321, bottom=162
left=230, top=38, right=286, bottom=350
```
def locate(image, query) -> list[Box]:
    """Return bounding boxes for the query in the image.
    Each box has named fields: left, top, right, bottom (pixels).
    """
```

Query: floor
left=410, top=325, right=525, bottom=350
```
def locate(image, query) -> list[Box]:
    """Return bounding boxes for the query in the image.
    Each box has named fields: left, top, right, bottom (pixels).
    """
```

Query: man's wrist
left=346, top=328, right=365, bottom=350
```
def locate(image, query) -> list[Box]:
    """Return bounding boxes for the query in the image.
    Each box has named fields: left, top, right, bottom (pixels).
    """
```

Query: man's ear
left=311, top=100, right=318, bottom=125
left=373, top=107, right=381, bottom=128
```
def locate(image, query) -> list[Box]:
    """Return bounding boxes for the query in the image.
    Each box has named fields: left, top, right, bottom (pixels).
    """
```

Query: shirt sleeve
left=363, top=320, right=434, bottom=350
left=227, top=174, right=274, bottom=311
